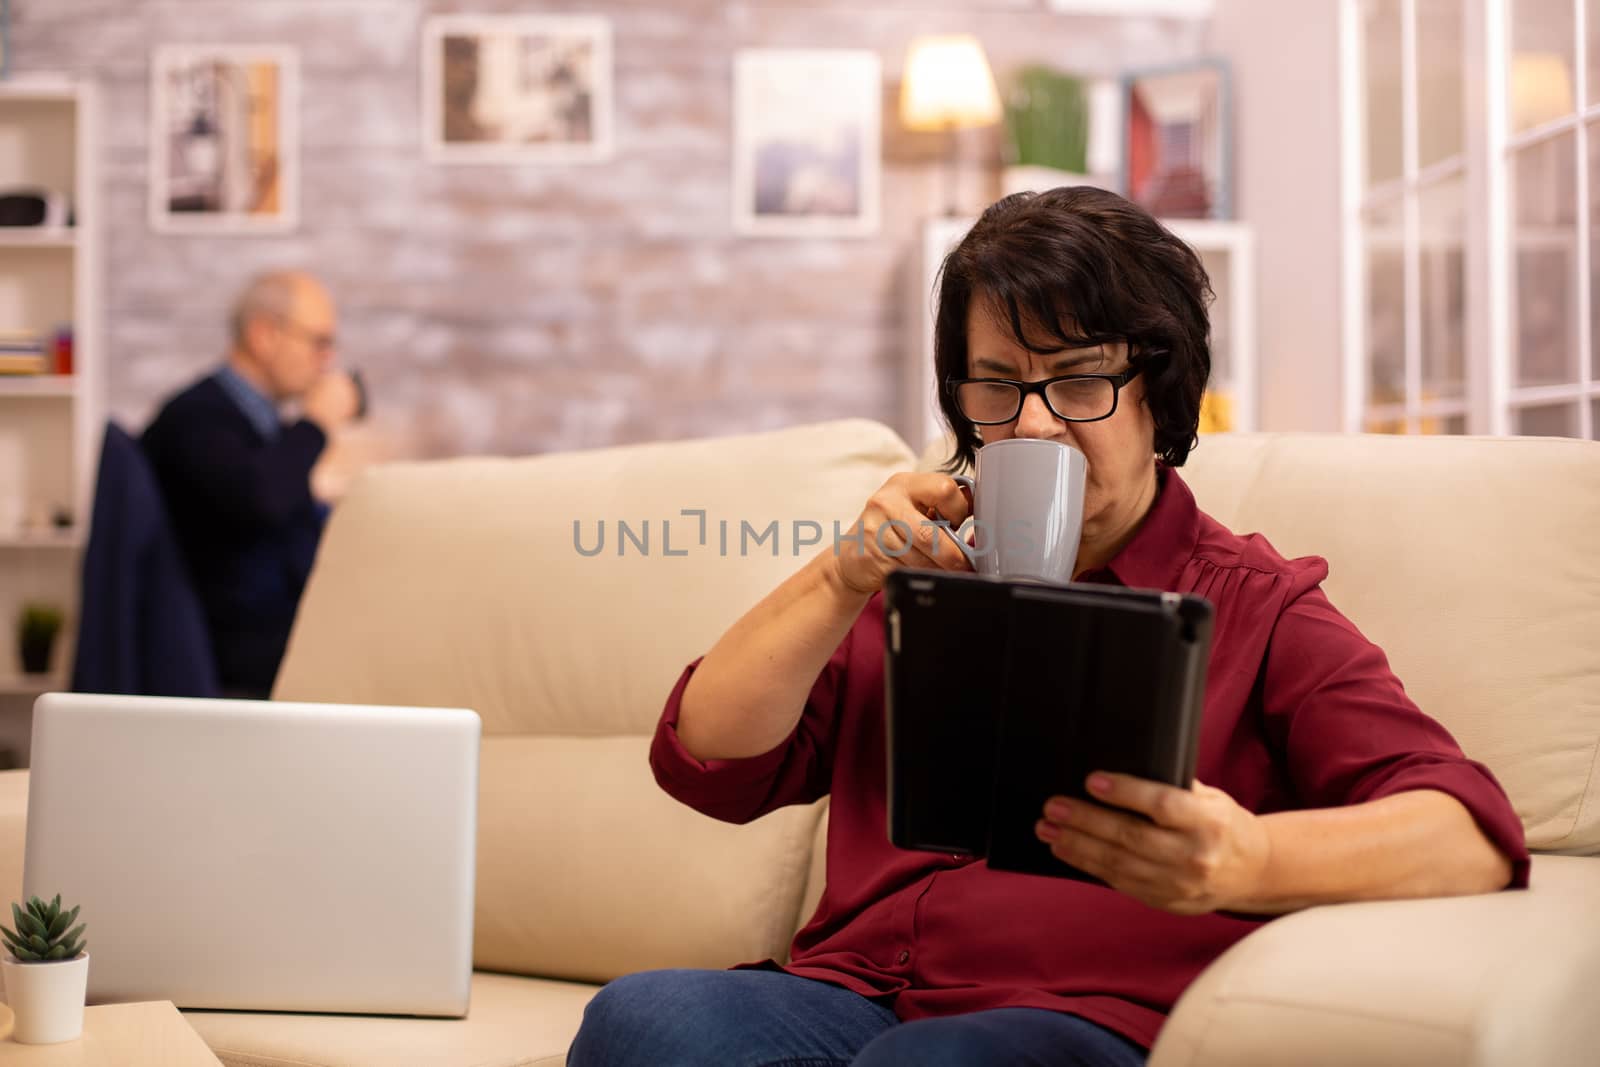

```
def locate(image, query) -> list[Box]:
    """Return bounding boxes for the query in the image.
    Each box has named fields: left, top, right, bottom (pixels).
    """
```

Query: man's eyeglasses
left=946, top=365, right=1145, bottom=425
left=273, top=316, right=336, bottom=354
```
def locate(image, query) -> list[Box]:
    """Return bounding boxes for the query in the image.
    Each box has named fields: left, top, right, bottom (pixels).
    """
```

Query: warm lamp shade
left=1511, top=52, right=1574, bottom=132
left=899, top=35, right=1003, bottom=131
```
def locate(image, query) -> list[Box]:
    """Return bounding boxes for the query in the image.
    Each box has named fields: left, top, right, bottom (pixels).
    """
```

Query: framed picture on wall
left=149, top=45, right=300, bottom=233
left=1120, top=58, right=1231, bottom=221
left=733, top=49, right=881, bottom=238
left=421, top=14, right=614, bottom=164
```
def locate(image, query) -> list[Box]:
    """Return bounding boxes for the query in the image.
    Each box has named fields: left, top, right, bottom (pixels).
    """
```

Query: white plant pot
left=1, top=952, right=89, bottom=1044
left=1001, top=164, right=1114, bottom=198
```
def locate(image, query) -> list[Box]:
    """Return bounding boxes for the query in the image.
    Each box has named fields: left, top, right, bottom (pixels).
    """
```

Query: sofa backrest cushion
left=919, top=431, right=1600, bottom=852
left=475, top=736, right=822, bottom=982
left=275, top=418, right=915, bottom=737
left=791, top=802, right=831, bottom=953
left=277, top=420, right=910, bottom=979
left=1180, top=433, right=1600, bottom=852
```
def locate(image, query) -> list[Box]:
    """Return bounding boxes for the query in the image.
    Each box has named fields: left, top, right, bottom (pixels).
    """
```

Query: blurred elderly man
left=142, top=271, right=362, bottom=698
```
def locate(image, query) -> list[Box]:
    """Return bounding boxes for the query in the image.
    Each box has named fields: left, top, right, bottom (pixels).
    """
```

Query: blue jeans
left=567, top=968, right=1149, bottom=1067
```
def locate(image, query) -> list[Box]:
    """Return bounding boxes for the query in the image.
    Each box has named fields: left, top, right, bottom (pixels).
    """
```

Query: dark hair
left=932, top=186, right=1213, bottom=470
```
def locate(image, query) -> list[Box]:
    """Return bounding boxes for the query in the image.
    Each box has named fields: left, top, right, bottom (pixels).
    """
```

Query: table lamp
left=900, top=34, right=1003, bottom=216
left=1510, top=52, right=1573, bottom=133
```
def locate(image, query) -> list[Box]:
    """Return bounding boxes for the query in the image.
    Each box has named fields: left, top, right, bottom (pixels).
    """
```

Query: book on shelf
left=0, top=352, right=50, bottom=375
left=0, top=330, right=48, bottom=375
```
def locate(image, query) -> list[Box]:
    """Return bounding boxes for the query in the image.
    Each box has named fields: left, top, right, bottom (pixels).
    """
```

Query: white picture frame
left=148, top=44, right=300, bottom=234
left=421, top=14, right=614, bottom=165
left=732, top=49, right=881, bottom=238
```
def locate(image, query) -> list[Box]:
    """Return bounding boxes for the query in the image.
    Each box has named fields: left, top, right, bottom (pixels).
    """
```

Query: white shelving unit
left=907, top=216, right=978, bottom=456
left=0, top=374, right=77, bottom=398
left=0, top=78, right=102, bottom=757
left=1161, top=218, right=1257, bottom=435
left=0, top=529, right=83, bottom=549
left=0, top=669, right=66, bottom=697
left=0, top=229, right=77, bottom=250
left=1044, top=0, right=1213, bottom=14
left=907, top=214, right=1258, bottom=455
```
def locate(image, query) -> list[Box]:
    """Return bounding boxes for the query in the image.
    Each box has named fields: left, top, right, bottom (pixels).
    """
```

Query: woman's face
left=965, top=302, right=1158, bottom=545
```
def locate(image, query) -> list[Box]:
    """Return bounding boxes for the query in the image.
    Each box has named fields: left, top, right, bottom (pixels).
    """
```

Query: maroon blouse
left=649, top=467, right=1530, bottom=1050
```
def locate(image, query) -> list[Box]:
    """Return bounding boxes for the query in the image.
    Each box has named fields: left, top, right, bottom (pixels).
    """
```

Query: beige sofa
left=1, top=419, right=1597, bottom=1066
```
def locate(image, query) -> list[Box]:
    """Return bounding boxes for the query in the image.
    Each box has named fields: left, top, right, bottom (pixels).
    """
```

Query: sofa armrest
left=1150, top=855, right=1600, bottom=1067
left=0, top=771, right=26, bottom=911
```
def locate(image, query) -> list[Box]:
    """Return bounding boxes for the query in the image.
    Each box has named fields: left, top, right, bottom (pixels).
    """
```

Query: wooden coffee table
left=0, top=1000, right=222, bottom=1064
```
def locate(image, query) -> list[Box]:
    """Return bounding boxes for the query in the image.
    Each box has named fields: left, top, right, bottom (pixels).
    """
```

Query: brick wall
left=8, top=0, right=1204, bottom=458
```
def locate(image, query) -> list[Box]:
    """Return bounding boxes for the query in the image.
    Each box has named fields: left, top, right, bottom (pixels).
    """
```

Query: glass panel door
left=1365, top=0, right=1406, bottom=186
left=1510, top=133, right=1580, bottom=387
left=1419, top=176, right=1467, bottom=401
left=1417, top=0, right=1466, bottom=167
left=1365, top=199, right=1408, bottom=407
left=1510, top=0, right=1576, bottom=132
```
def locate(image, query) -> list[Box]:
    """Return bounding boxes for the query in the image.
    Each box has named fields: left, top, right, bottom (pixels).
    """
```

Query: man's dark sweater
left=141, top=374, right=328, bottom=697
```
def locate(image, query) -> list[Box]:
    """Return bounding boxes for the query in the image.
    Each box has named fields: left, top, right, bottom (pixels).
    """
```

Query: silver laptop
left=23, top=693, right=480, bottom=1017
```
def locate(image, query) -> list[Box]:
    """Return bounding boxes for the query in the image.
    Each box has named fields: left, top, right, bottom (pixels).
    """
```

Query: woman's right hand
left=829, top=472, right=975, bottom=596
left=678, top=471, right=972, bottom=761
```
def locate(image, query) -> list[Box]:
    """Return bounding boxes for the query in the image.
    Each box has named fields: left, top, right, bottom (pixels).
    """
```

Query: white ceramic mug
left=948, top=438, right=1088, bottom=583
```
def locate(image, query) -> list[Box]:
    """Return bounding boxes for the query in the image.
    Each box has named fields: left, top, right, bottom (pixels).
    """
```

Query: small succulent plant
left=1, top=894, right=86, bottom=963
left=19, top=603, right=64, bottom=643
left=17, top=603, right=64, bottom=675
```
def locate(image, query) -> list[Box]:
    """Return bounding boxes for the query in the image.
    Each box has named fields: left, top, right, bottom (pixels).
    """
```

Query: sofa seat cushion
left=184, top=971, right=594, bottom=1067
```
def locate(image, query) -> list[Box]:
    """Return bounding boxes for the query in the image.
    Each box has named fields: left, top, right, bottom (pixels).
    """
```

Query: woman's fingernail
left=1035, top=820, right=1060, bottom=842
left=1045, top=800, right=1071, bottom=822
left=1088, top=774, right=1112, bottom=795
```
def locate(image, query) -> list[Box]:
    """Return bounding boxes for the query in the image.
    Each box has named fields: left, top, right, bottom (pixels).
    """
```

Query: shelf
left=0, top=229, right=75, bottom=249
left=0, top=529, right=82, bottom=549
left=0, top=375, right=75, bottom=398
left=1045, top=0, right=1212, bottom=14
left=0, top=79, right=82, bottom=104
left=0, top=671, right=63, bottom=697
left=1160, top=219, right=1254, bottom=253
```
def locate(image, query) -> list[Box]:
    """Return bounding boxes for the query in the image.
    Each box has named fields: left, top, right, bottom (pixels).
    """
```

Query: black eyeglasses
left=272, top=315, right=336, bottom=354
left=946, top=365, right=1145, bottom=425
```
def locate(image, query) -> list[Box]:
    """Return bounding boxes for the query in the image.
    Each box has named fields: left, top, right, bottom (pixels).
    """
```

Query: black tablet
left=883, top=570, right=1010, bottom=856
left=883, top=569, right=1213, bottom=882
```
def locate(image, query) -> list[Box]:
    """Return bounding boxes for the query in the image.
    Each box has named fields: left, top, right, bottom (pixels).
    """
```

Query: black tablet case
left=883, top=570, right=1212, bottom=882
left=884, top=571, right=1008, bottom=856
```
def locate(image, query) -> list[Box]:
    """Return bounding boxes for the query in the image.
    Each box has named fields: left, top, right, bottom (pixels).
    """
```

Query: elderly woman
left=567, top=187, right=1528, bottom=1067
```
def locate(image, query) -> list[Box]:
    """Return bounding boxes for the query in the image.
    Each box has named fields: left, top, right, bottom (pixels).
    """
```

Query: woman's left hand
left=1035, top=773, right=1271, bottom=915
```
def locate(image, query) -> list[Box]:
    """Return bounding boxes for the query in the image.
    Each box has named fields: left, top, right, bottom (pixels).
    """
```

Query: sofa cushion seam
left=212, top=1049, right=541, bottom=1067
left=1563, top=722, right=1600, bottom=850
left=1210, top=993, right=1478, bottom=1043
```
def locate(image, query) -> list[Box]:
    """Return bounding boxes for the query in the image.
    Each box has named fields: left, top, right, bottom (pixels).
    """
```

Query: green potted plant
left=1001, top=65, right=1100, bottom=197
left=1, top=894, right=89, bottom=1044
left=17, top=601, right=63, bottom=675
